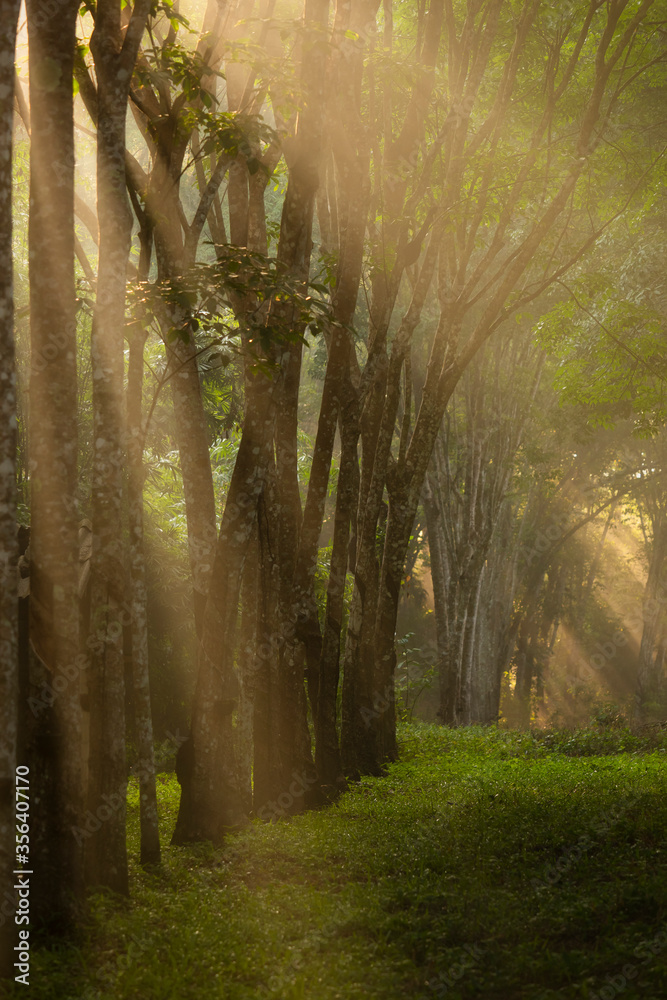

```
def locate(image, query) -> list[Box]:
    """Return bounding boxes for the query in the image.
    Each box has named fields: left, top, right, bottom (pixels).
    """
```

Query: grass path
left=14, top=724, right=667, bottom=999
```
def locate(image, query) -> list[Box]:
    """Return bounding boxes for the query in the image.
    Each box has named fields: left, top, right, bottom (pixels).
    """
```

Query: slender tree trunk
left=85, top=0, right=151, bottom=892
left=459, top=565, right=484, bottom=724
left=317, top=398, right=358, bottom=785
left=299, top=0, right=375, bottom=786
left=0, top=0, right=21, bottom=975
left=264, top=0, right=330, bottom=803
left=635, top=523, right=667, bottom=722
left=127, top=328, right=161, bottom=866
left=253, top=482, right=284, bottom=818
left=423, top=468, right=449, bottom=706
left=235, top=527, right=258, bottom=808
left=164, top=331, right=218, bottom=638
left=150, top=131, right=218, bottom=640
left=26, top=0, right=84, bottom=929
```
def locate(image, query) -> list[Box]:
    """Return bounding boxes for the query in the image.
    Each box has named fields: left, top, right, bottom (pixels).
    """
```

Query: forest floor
left=12, top=722, right=667, bottom=1000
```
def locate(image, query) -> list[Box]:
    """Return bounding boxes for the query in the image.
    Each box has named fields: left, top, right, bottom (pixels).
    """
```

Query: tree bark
left=259, top=0, right=330, bottom=805
left=174, top=372, right=275, bottom=842
left=0, top=0, right=21, bottom=975
left=127, top=327, right=161, bottom=866
left=26, top=0, right=85, bottom=929
left=85, top=0, right=151, bottom=893
left=635, top=521, right=667, bottom=722
left=281, top=0, right=376, bottom=786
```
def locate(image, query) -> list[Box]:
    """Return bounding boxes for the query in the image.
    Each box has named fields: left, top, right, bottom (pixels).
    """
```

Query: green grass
left=10, top=723, right=667, bottom=999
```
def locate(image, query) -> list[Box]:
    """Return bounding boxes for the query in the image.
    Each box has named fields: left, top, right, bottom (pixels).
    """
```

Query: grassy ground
left=11, top=723, right=667, bottom=1000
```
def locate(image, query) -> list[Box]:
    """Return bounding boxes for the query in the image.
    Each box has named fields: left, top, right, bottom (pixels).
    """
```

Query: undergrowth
left=9, top=723, right=667, bottom=999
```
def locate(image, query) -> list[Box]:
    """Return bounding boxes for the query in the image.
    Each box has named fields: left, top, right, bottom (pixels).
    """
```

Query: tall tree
left=0, top=0, right=21, bottom=976
left=181, top=0, right=332, bottom=840
left=25, top=0, right=85, bottom=929
left=428, top=336, right=544, bottom=725
left=85, top=0, right=154, bottom=892
left=356, top=0, right=661, bottom=770
left=634, top=445, right=667, bottom=721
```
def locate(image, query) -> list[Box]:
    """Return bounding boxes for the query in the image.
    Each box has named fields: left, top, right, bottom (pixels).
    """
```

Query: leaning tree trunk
left=0, top=0, right=21, bottom=976
left=25, top=0, right=85, bottom=930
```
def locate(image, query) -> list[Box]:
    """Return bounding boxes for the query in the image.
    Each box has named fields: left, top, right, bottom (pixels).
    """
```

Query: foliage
left=394, top=632, right=436, bottom=723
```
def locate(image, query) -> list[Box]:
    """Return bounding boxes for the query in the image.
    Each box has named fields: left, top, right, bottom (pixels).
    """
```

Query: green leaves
left=136, top=38, right=218, bottom=110
left=128, top=247, right=339, bottom=375
left=151, top=0, right=191, bottom=30
left=182, top=108, right=278, bottom=172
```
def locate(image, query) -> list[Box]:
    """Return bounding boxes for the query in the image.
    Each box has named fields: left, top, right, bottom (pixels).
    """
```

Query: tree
left=25, top=0, right=85, bottom=929
left=0, top=0, right=22, bottom=976
left=181, top=0, right=332, bottom=842
left=634, top=439, right=667, bottom=720
left=426, top=333, right=544, bottom=725
left=349, top=0, right=665, bottom=770
left=85, top=0, right=155, bottom=892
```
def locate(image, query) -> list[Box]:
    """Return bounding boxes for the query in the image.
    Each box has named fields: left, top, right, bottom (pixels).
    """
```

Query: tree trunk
left=85, top=0, right=151, bottom=892
left=174, top=375, right=275, bottom=843
left=127, top=327, right=161, bottom=866
left=423, top=471, right=449, bottom=720
left=26, top=0, right=84, bottom=929
left=253, top=483, right=284, bottom=818
left=0, top=0, right=21, bottom=975
left=299, top=0, right=376, bottom=786
left=635, top=522, right=667, bottom=722
left=260, top=0, right=330, bottom=805
left=235, top=527, right=258, bottom=808
left=458, top=564, right=484, bottom=725
left=164, top=330, right=217, bottom=638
